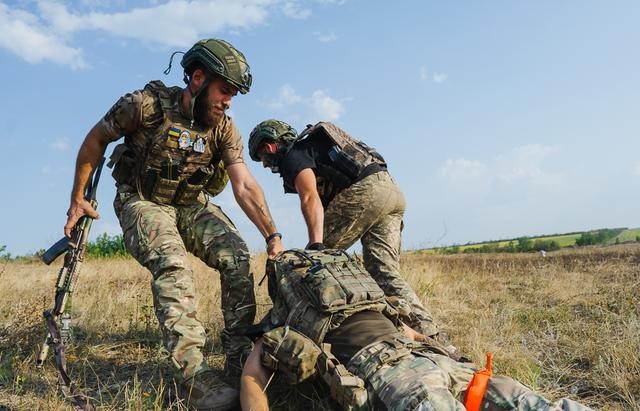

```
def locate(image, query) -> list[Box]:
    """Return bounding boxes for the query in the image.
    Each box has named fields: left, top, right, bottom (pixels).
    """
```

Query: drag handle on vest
left=464, top=352, right=493, bottom=411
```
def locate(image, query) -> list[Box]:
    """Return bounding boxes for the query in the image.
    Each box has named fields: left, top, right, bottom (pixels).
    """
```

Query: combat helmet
left=181, top=38, right=252, bottom=94
left=248, top=119, right=298, bottom=161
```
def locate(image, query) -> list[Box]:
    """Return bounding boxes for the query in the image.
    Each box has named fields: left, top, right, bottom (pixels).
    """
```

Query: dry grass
left=1, top=245, right=638, bottom=410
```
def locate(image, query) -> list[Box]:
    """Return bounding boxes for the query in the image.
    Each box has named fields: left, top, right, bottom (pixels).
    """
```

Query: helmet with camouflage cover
left=248, top=119, right=298, bottom=161
left=181, top=38, right=252, bottom=94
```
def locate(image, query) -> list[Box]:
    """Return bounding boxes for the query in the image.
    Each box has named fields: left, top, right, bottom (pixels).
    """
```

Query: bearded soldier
left=240, top=249, right=591, bottom=411
left=248, top=120, right=438, bottom=337
left=64, top=39, right=283, bottom=410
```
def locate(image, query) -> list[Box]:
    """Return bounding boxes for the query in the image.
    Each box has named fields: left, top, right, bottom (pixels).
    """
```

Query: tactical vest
left=109, top=80, right=228, bottom=205
left=267, top=249, right=390, bottom=345
left=260, top=249, right=470, bottom=411
left=285, top=122, right=387, bottom=203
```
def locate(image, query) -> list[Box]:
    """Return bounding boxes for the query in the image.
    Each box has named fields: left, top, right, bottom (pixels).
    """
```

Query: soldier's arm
left=65, top=89, right=147, bottom=237
left=402, top=322, right=428, bottom=342
left=64, top=124, right=112, bottom=237
left=294, top=168, right=324, bottom=247
left=227, top=162, right=283, bottom=257
left=240, top=339, right=270, bottom=411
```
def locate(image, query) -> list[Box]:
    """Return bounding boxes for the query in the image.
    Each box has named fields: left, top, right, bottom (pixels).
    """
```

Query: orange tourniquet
left=464, top=352, right=493, bottom=411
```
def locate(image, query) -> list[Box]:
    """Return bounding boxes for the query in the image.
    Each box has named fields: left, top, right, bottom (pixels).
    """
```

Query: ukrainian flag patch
left=168, top=127, right=181, bottom=137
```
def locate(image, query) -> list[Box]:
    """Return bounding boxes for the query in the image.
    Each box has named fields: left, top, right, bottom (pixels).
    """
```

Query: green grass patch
left=613, top=227, right=640, bottom=243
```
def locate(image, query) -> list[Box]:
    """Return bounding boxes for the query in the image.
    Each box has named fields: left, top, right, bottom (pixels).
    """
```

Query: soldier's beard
left=193, top=87, right=222, bottom=129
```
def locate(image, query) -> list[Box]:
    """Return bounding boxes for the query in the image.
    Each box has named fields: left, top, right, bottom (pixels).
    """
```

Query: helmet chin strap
left=186, top=75, right=210, bottom=128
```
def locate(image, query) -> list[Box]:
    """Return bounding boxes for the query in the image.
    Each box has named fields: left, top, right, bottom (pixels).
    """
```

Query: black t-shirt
left=279, top=136, right=385, bottom=206
left=279, top=136, right=333, bottom=194
left=324, top=310, right=400, bottom=364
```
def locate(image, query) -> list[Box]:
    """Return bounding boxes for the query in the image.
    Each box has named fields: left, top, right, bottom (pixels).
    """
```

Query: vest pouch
left=300, top=260, right=385, bottom=312
left=300, top=264, right=348, bottom=312
left=324, top=261, right=386, bottom=304
left=173, top=180, right=204, bottom=205
left=318, top=344, right=368, bottom=411
left=261, top=326, right=321, bottom=384
left=149, top=176, right=180, bottom=204
left=109, top=144, right=136, bottom=185
left=143, top=167, right=179, bottom=205
left=174, top=166, right=219, bottom=205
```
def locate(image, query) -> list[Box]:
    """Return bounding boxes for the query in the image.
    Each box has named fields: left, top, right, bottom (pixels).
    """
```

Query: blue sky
left=1, top=0, right=638, bottom=256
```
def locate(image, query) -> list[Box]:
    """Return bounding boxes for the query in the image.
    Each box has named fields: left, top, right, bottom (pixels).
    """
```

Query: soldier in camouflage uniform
left=64, top=39, right=284, bottom=410
left=240, top=249, right=591, bottom=411
left=248, top=120, right=438, bottom=337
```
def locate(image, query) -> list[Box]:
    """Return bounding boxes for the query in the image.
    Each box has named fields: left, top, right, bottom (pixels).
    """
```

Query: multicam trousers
left=114, top=187, right=255, bottom=380
left=324, top=171, right=438, bottom=336
left=347, top=338, right=591, bottom=411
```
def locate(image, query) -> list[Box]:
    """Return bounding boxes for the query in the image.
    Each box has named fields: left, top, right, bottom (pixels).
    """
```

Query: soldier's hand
left=266, top=236, right=283, bottom=259
left=65, top=198, right=100, bottom=237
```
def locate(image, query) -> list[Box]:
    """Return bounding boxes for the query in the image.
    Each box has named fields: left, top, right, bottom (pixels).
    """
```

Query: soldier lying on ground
left=239, top=249, right=591, bottom=411
left=63, top=39, right=283, bottom=410
left=248, top=120, right=438, bottom=337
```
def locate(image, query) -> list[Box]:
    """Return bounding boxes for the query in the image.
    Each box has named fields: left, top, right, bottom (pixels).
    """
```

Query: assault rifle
left=37, top=158, right=105, bottom=411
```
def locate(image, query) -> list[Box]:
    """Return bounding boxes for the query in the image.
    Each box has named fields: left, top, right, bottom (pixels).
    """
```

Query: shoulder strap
left=143, top=80, right=174, bottom=112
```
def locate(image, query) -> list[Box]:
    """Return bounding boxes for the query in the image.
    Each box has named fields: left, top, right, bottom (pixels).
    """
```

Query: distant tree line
left=575, top=228, right=624, bottom=246
left=0, top=234, right=129, bottom=262
left=85, top=233, right=129, bottom=258
left=440, top=237, right=560, bottom=255
left=437, top=228, right=631, bottom=255
left=0, top=245, right=11, bottom=260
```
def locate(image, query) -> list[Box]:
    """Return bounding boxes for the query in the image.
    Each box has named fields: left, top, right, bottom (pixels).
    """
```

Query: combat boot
left=223, top=347, right=251, bottom=380
left=178, top=370, right=238, bottom=411
left=221, top=331, right=253, bottom=380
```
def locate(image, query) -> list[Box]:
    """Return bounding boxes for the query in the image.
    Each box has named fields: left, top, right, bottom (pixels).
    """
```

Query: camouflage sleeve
left=218, top=116, right=245, bottom=167
left=96, top=89, right=160, bottom=142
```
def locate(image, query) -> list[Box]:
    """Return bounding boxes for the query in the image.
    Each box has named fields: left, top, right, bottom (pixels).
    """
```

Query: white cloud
left=309, top=90, right=344, bottom=121
left=633, top=162, right=640, bottom=177
left=266, top=84, right=302, bottom=109
left=439, top=158, right=487, bottom=181
left=0, top=0, right=282, bottom=68
left=263, top=85, right=345, bottom=121
left=495, top=144, right=559, bottom=183
left=315, top=31, right=337, bottom=42
left=419, top=66, right=447, bottom=83
left=37, top=0, right=273, bottom=47
left=432, top=73, right=448, bottom=83
left=281, top=1, right=311, bottom=19
left=0, top=3, right=87, bottom=69
left=419, top=66, right=428, bottom=81
left=48, top=138, right=71, bottom=151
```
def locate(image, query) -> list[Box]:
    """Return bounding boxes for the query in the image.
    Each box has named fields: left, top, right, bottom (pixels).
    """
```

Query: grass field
left=1, top=244, right=639, bottom=410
